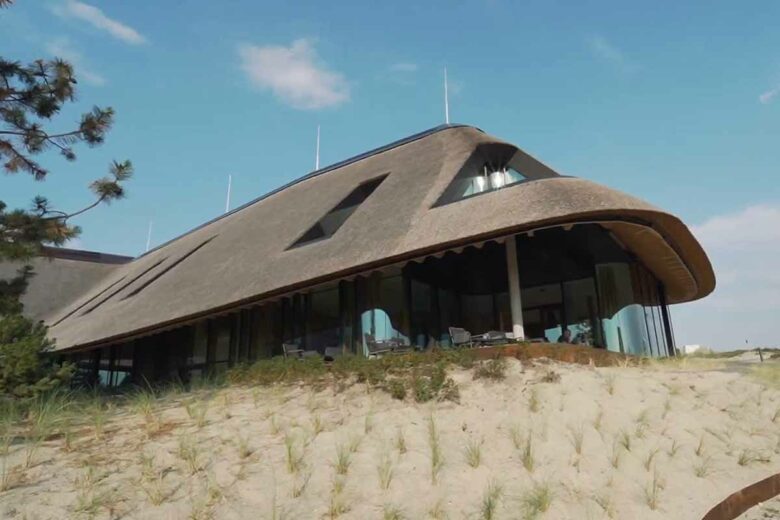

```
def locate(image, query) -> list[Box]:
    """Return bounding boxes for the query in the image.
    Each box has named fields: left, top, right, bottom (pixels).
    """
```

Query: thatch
left=45, top=125, right=715, bottom=351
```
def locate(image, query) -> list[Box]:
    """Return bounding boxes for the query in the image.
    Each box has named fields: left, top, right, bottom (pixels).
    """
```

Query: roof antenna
left=225, top=174, right=232, bottom=213
left=444, top=67, right=450, bottom=124
left=145, top=220, right=153, bottom=252
left=315, top=124, right=321, bottom=170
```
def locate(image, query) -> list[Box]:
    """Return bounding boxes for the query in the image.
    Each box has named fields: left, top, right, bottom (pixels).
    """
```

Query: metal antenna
left=225, top=174, right=232, bottom=213
left=145, top=220, right=153, bottom=252
left=315, top=125, right=321, bottom=170
left=444, top=67, right=450, bottom=124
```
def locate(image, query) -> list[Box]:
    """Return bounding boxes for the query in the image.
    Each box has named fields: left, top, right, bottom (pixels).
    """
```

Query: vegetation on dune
left=225, top=349, right=474, bottom=403
left=751, top=362, right=780, bottom=388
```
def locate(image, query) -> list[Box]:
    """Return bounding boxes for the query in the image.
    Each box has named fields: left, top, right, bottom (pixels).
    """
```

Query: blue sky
left=1, top=1, right=778, bottom=349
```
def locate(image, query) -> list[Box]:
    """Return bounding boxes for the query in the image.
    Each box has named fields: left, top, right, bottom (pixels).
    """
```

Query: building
left=4, top=124, right=715, bottom=386
left=681, top=344, right=705, bottom=355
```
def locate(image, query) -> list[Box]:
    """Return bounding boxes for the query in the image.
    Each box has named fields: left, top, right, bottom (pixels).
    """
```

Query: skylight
left=122, top=236, right=217, bottom=299
left=434, top=143, right=556, bottom=207
left=80, top=258, right=168, bottom=316
left=289, top=174, right=388, bottom=249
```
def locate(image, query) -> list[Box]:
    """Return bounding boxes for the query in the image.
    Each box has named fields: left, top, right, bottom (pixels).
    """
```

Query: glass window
left=356, top=270, right=409, bottom=354
left=307, top=285, right=341, bottom=352
left=437, top=287, right=459, bottom=346
left=459, top=165, right=527, bottom=198
left=289, top=174, right=388, bottom=248
left=435, top=143, right=544, bottom=206
left=190, top=322, right=208, bottom=365
left=596, top=263, right=650, bottom=356
left=214, top=320, right=231, bottom=363
left=410, top=279, right=436, bottom=348
left=563, top=278, right=600, bottom=346
left=461, top=293, right=495, bottom=336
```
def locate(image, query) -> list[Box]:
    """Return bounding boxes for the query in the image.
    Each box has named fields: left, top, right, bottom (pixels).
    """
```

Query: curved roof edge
left=141, top=123, right=480, bottom=258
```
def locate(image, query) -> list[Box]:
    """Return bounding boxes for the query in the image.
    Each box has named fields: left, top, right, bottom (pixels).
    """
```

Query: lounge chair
left=448, top=327, right=473, bottom=348
left=364, top=333, right=414, bottom=357
left=282, top=343, right=319, bottom=359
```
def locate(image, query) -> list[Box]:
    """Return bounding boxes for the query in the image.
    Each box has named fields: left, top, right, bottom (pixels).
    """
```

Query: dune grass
left=428, top=414, right=444, bottom=484
left=465, top=437, right=483, bottom=468
left=522, top=482, right=552, bottom=518
left=480, top=480, right=503, bottom=520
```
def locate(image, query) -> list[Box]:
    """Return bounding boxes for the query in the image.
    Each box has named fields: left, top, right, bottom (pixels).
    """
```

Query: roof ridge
left=138, top=123, right=480, bottom=259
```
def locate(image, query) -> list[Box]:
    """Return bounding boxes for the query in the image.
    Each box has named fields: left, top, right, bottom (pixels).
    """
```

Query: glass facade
left=68, top=224, right=676, bottom=387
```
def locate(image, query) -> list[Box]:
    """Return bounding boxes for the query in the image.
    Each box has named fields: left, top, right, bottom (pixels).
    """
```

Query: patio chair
left=364, top=333, right=396, bottom=357
left=448, top=327, right=473, bottom=348
left=282, top=343, right=303, bottom=359
left=283, top=343, right=320, bottom=359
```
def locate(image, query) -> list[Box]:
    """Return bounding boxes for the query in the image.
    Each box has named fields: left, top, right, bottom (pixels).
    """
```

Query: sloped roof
left=47, top=124, right=715, bottom=351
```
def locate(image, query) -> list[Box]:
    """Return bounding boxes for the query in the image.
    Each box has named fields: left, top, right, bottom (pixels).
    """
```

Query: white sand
left=2, top=358, right=779, bottom=519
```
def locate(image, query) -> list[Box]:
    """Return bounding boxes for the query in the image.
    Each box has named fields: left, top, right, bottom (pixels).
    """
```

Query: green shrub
left=412, top=375, right=435, bottom=403
left=386, top=379, right=407, bottom=400
left=0, top=314, right=72, bottom=399
left=474, top=357, right=507, bottom=381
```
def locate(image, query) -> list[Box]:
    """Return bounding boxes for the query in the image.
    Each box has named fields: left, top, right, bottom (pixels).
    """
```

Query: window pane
left=214, top=318, right=231, bottom=362
left=563, top=278, right=599, bottom=346
left=290, top=175, right=387, bottom=248
left=190, top=322, right=208, bottom=365
left=596, top=263, right=650, bottom=355
left=307, top=286, right=341, bottom=352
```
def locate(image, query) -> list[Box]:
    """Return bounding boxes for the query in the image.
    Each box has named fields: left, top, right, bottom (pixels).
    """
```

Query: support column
left=505, top=235, right=525, bottom=341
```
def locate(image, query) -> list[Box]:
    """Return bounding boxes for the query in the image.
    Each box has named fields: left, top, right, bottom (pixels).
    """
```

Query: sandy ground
left=740, top=495, right=780, bottom=520
left=2, top=357, right=779, bottom=520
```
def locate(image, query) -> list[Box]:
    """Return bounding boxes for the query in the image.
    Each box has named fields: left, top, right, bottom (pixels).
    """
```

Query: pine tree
left=1, top=0, right=132, bottom=396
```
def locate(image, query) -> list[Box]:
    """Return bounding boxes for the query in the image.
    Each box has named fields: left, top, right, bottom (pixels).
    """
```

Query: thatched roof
left=46, top=124, right=715, bottom=351
left=0, top=247, right=131, bottom=323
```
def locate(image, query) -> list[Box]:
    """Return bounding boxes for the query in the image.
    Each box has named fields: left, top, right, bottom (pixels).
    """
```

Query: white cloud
left=45, top=38, right=105, bottom=86
left=672, top=204, right=780, bottom=349
left=238, top=39, right=350, bottom=110
left=759, top=86, right=779, bottom=104
left=586, top=34, right=636, bottom=71
left=54, top=1, right=147, bottom=45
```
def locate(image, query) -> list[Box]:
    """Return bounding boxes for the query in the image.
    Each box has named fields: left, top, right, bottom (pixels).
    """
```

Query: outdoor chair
left=364, top=333, right=406, bottom=357
left=282, top=343, right=303, bottom=359
left=448, top=327, right=473, bottom=348
left=282, top=343, right=319, bottom=360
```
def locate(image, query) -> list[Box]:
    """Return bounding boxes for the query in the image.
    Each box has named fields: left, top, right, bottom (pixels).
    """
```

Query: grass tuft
left=522, top=482, right=552, bottom=518
left=568, top=424, right=584, bottom=456
left=334, top=443, right=352, bottom=475
left=395, top=428, right=407, bottom=455
left=480, top=480, right=503, bottom=520
left=464, top=437, right=482, bottom=468
left=473, top=357, right=507, bottom=381
left=377, top=452, right=394, bottom=490
left=528, top=388, right=540, bottom=413
left=428, top=414, right=444, bottom=484
left=383, top=503, right=405, bottom=520
left=285, top=432, right=304, bottom=474
left=520, top=432, right=535, bottom=472
left=618, top=430, right=631, bottom=452
left=694, top=456, right=712, bottom=478
left=644, top=468, right=663, bottom=510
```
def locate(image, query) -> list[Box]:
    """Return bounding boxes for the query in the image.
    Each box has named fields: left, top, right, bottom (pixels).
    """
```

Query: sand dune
left=2, top=355, right=779, bottom=519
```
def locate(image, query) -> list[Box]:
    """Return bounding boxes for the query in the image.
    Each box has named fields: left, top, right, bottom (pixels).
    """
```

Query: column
left=505, top=235, right=525, bottom=340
